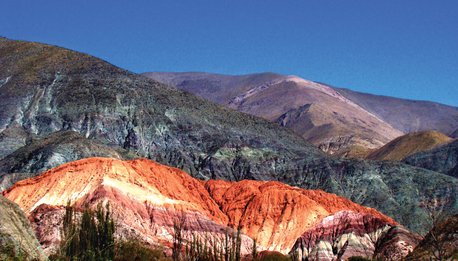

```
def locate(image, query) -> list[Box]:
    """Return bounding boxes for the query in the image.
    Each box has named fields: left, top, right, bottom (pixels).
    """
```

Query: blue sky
left=1, top=0, right=457, bottom=106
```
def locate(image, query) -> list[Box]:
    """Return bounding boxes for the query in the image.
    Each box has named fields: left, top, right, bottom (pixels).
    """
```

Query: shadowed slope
left=404, top=139, right=458, bottom=178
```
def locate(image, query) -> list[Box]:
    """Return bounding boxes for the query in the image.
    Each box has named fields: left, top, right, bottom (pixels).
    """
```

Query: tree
left=252, top=238, right=258, bottom=260
left=424, top=197, right=448, bottom=261
left=55, top=202, right=115, bottom=261
left=172, top=210, right=187, bottom=261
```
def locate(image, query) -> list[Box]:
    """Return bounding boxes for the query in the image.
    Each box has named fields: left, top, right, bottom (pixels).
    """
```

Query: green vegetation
left=257, top=251, right=291, bottom=261
left=114, top=240, right=170, bottom=261
left=50, top=202, right=172, bottom=261
left=51, top=202, right=115, bottom=261
left=0, top=243, right=36, bottom=261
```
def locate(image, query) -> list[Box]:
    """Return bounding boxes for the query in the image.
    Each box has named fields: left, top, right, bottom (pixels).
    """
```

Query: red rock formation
left=204, top=180, right=395, bottom=253
left=290, top=211, right=421, bottom=261
left=3, top=157, right=413, bottom=258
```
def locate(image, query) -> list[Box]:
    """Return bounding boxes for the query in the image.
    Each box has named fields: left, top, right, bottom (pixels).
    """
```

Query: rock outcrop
left=1, top=38, right=457, bottom=235
left=0, top=195, right=47, bottom=260
left=2, top=157, right=416, bottom=259
left=366, top=130, right=452, bottom=161
left=205, top=179, right=395, bottom=253
left=290, top=211, right=421, bottom=261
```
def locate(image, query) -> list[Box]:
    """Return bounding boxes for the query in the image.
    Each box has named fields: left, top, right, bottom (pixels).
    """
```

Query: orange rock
left=3, top=157, right=396, bottom=253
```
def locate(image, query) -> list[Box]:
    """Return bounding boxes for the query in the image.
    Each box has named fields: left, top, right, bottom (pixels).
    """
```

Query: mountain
left=366, top=131, right=453, bottom=161
left=336, top=88, right=458, bottom=135
left=2, top=157, right=419, bottom=260
left=0, top=195, right=47, bottom=260
left=407, top=214, right=458, bottom=260
left=403, top=139, right=458, bottom=178
left=144, top=72, right=404, bottom=155
left=0, top=38, right=457, bottom=234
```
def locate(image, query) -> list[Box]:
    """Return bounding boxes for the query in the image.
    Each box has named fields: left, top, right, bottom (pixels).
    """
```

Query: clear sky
left=1, top=0, right=457, bottom=106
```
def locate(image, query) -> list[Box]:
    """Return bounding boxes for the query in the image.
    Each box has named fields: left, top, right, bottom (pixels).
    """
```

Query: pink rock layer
left=3, top=157, right=412, bottom=258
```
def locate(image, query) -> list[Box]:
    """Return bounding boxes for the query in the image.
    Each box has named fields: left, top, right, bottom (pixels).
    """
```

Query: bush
left=257, top=251, right=291, bottom=261
left=114, top=240, right=170, bottom=261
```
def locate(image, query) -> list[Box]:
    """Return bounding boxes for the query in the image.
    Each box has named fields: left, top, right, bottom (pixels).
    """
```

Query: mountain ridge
left=1, top=37, right=457, bottom=235
left=3, top=157, right=418, bottom=259
left=144, top=72, right=404, bottom=155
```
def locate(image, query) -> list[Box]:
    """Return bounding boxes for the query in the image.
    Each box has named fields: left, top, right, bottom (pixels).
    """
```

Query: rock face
left=0, top=131, right=135, bottom=190
left=404, top=139, right=458, bottom=178
left=204, top=179, right=395, bottom=253
left=3, top=157, right=413, bottom=258
left=407, top=214, right=458, bottom=260
left=366, top=130, right=453, bottom=161
left=144, top=72, right=404, bottom=155
left=0, top=195, right=47, bottom=260
left=290, top=211, right=421, bottom=261
left=1, top=38, right=457, bottom=235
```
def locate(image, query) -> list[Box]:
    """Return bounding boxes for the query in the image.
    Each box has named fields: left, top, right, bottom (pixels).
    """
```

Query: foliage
left=257, top=251, right=291, bottom=261
left=114, top=239, right=170, bottom=261
left=51, top=201, right=115, bottom=261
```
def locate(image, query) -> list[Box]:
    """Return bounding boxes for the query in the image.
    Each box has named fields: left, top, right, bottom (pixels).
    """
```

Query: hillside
left=3, top=157, right=419, bottom=260
left=366, top=131, right=452, bottom=161
left=404, top=139, right=458, bottom=178
left=0, top=38, right=457, bottom=234
left=0, top=195, right=47, bottom=260
left=144, top=72, right=404, bottom=155
left=336, top=88, right=458, bottom=135
left=0, top=131, right=135, bottom=190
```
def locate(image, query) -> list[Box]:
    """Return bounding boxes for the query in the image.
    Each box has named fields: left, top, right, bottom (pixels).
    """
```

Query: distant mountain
left=336, top=88, right=458, bottom=135
left=366, top=131, right=453, bottom=161
left=404, top=139, right=458, bottom=178
left=3, top=157, right=419, bottom=260
left=144, top=72, right=404, bottom=155
left=0, top=38, right=457, bottom=234
left=0, top=195, right=47, bottom=260
left=144, top=72, right=458, bottom=156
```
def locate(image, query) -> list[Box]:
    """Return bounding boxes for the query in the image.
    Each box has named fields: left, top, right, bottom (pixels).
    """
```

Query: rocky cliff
left=0, top=38, right=457, bottom=235
left=290, top=211, right=421, bottom=261
left=0, top=195, right=47, bottom=260
left=2, top=157, right=417, bottom=259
